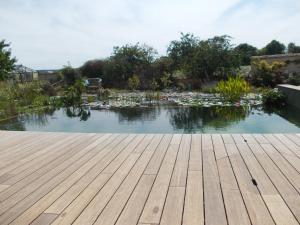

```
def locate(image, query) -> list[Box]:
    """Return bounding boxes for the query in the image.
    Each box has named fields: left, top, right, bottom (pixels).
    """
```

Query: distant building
left=36, top=69, right=61, bottom=83
left=9, top=65, right=38, bottom=82
left=251, top=53, right=300, bottom=75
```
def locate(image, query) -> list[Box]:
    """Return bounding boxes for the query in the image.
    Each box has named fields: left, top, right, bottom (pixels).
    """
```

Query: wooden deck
left=0, top=131, right=300, bottom=225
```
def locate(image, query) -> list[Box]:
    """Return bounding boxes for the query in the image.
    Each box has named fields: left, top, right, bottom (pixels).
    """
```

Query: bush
left=217, top=76, right=250, bottom=102
left=128, top=75, right=140, bottom=90
left=262, top=89, right=286, bottom=107
left=250, top=60, right=286, bottom=87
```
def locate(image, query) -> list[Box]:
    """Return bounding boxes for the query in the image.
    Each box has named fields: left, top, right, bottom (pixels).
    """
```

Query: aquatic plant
left=262, top=89, right=286, bottom=107
left=217, top=76, right=250, bottom=102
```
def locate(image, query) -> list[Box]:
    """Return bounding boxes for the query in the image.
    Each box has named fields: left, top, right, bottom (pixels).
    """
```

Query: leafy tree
left=80, top=59, right=105, bottom=78
left=287, top=42, right=300, bottom=53
left=234, top=43, right=258, bottom=65
left=260, top=40, right=285, bottom=55
left=127, top=75, right=140, bottom=90
left=110, top=43, right=157, bottom=83
left=61, top=66, right=80, bottom=86
left=167, top=33, right=198, bottom=71
left=0, top=40, right=16, bottom=81
left=167, top=34, right=240, bottom=82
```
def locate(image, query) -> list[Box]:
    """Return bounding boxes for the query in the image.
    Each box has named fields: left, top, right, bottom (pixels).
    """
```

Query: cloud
left=0, top=0, right=299, bottom=69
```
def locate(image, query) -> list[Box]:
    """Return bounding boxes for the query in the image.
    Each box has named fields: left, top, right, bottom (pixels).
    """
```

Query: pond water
left=1, top=105, right=300, bottom=133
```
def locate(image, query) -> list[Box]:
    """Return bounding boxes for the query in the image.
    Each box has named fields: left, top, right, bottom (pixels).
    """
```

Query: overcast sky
left=0, top=0, right=299, bottom=69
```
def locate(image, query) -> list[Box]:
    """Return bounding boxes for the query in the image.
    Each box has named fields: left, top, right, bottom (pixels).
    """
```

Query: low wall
left=277, top=84, right=300, bottom=109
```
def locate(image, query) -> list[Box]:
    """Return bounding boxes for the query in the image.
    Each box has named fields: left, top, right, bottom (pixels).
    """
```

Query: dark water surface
left=1, top=105, right=300, bottom=133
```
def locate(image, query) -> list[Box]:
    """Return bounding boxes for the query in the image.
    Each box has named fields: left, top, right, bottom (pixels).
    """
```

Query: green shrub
left=262, top=89, right=286, bottom=107
left=250, top=60, right=286, bottom=87
left=128, top=75, right=140, bottom=90
left=217, top=76, right=250, bottom=102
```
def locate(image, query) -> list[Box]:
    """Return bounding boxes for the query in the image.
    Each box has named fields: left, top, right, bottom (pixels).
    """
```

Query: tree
left=287, top=42, right=300, bottom=53
left=167, top=33, right=198, bottom=71
left=234, top=43, right=258, bottom=65
left=167, top=34, right=240, bottom=82
left=102, top=43, right=157, bottom=88
left=260, top=40, right=285, bottom=55
left=80, top=59, right=105, bottom=78
left=0, top=40, right=16, bottom=81
left=61, top=66, right=80, bottom=86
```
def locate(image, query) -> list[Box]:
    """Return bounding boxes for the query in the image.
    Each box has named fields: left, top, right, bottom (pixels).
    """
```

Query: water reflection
left=64, top=107, right=91, bottom=121
left=111, top=107, right=160, bottom=123
left=168, top=106, right=251, bottom=132
left=0, top=105, right=300, bottom=133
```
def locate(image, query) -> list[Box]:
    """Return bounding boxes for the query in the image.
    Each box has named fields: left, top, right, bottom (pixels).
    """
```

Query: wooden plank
left=285, top=134, right=300, bottom=147
left=247, top=135, right=300, bottom=222
left=233, top=135, right=299, bottom=225
left=139, top=134, right=181, bottom=224
left=274, top=134, right=300, bottom=158
left=170, top=134, right=191, bottom=187
left=71, top=152, right=143, bottom=224
left=182, top=171, right=204, bottom=225
left=0, top=185, right=9, bottom=192
left=224, top=142, right=275, bottom=225
left=115, top=175, right=156, bottom=225
left=7, top=134, right=133, bottom=225
left=213, top=134, right=251, bottom=225
left=202, top=134, right=227, bottom=225
left=160, top=187, right=185, bottom=225
left=93, top=135, right=163, bottom=225
left=182, top=134, right=203, bottom=225
left=188, top=134, right=202, bottom=171
left=0, top=134, right=100, bottom=201
left=0, top=134, right=117, bottom=225
left=144, top=135, right=173, bottom=175
left=263, top=134, right=300, bottom=173
left=0, top=133, right=82, bottom=178
left=30, top=213, right=58, bottom=225
left=252, top=138, right=300, bottom=193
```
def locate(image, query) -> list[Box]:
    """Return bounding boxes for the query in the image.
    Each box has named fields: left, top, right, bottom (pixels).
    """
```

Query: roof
left=12, top=65, right=36, bottom=73
left=36, top=69, right=59, bottom=74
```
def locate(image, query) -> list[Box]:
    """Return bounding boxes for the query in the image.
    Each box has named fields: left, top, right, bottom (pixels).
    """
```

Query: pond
left=1, top=105, right=300, bottom=133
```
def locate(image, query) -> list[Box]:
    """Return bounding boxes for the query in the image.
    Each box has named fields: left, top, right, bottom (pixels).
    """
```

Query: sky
left=0, top=0, right=299, bottom=69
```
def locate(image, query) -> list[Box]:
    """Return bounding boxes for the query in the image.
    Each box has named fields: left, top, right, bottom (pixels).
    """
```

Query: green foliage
left=0, top=81, right=53, bottom=120
left=259, top=40, right=285, bottom=55
left=61, top=66, right=80, bottom=86
left=149, top=79, right=159, bottom=91
left=167, top=33, right=240, bottom=81
left=62, top=79, right=85, bottom=106
left=160, top=73, right=172, bottom=89
left=287, top=43, right=300, bottom=53
left=250, top=60, right=286, bottom=87
left=217, top=76, right=250, bottom=102
left=262, top=89, right=286, bottom=107
left=0, top=40, right=16, bottom=81
left=80, top=59, right=105, bottom=78
left=234, top=43, right=258, bottom=65
left=286, top=73, right=300, bottom=85
left=127, top=75, right=140, bottom=90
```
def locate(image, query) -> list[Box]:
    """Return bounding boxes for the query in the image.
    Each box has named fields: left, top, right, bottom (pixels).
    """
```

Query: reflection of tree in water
left=168, top=106, right=251, bottom=132
left=262, top=105, right=300, bottom=128
left=112, top=107, right=160, bottom=123
left=0, top=117, right=26, bottom=131
left=64, top=107, right=91, bottom=121
left=0, top=108, right=56, bottom=131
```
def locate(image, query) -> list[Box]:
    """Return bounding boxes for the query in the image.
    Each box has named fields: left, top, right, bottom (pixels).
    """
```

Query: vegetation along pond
left=1, top=105, right=300, bottom=133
